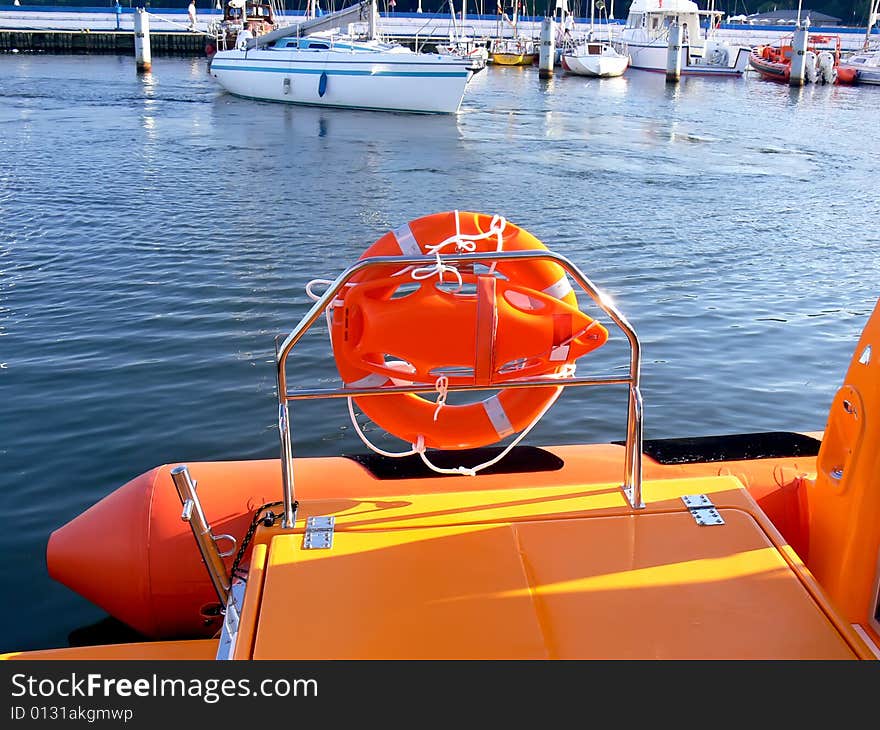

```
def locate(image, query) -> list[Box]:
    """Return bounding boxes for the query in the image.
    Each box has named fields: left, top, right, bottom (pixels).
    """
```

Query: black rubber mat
left=615, top=431, right=822, bottom=465
left=347, top=432, right=821, bottom=477
left=345, top=445, right=564, bottom=480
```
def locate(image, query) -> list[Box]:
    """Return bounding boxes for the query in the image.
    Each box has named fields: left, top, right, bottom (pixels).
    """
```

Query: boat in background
left=205, top=0, right=281, bottom=56
left=489, top=38, right=538, bottom=65
left=561, top=0, right=629, bottom=78
left=562, top=41, right=629, bottom=77
left=840, top=0, right=880, bottom=85
left=489, top=1, right=537, bottom=65
left=436, top=40, right=490, bottom=70
left=840, top=46, right=880, bottom=84
left=551, top=0, right=579, bottom=65
left=749, top=34, right=858, bottom=85
left=209, top=2, right=475, bottom=114
left=435, top=0, right=490, bottom=70
left=4, top=210, right=880, bottom=661
left=616, top=0, right=750, bottom=76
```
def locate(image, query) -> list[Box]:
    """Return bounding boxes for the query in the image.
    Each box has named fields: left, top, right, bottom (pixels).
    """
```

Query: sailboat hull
left=562, top=49, right=629, bottom=77
left=210, top=47, right=473, bottom=114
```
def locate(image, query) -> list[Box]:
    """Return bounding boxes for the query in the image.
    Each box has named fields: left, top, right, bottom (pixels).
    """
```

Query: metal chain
left=228, top=500, right=287, bottom=581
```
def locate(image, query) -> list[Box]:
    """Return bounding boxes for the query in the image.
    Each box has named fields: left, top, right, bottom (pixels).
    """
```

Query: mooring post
left=666, top=20, right=683, bottom=83
left=789, top=22, right=808, bottom=87
left=538, top=17, right=556, bottom=78
left=134, top=8, right=152, bottom=73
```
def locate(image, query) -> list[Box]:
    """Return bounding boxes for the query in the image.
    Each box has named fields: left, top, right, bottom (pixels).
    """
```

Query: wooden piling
left=538, top=18, right=555, bottom=79
left=133, top=8, right=152, bottom=72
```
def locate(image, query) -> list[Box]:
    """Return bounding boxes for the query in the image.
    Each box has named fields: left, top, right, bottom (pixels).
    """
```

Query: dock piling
left=789, top=23, right=808, bottom=87
left=134, top=8, right=152, bottom=73
left=666, top=21, right=683, bottom=83
left=538, top=18, right=556, bottom=79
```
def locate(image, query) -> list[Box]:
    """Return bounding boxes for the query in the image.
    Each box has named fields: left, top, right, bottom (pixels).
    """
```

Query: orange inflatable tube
left=46, top=436, right=820, bottom=641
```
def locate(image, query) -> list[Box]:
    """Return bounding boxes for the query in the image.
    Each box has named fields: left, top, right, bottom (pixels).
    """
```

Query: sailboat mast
left=369, top=0, right=378, bottom=40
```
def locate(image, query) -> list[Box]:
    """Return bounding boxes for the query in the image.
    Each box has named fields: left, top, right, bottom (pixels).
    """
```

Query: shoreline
left=1, top=8, right=878, bottom=52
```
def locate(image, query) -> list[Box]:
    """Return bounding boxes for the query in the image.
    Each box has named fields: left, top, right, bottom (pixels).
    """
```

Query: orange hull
left=46, top=435, right=822, bottom=641
left=31, top=454, right=880, bottom=660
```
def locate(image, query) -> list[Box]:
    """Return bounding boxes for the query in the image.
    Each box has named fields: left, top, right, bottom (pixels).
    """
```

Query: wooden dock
left=0, top=30, right=206, bottom=56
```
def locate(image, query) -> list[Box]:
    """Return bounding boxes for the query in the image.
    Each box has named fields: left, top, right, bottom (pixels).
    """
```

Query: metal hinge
left=681, top=494, right=725, bottom=526
left=303, top=515, right=335, bottom=549
left=215, top=579, right=246, bottom=661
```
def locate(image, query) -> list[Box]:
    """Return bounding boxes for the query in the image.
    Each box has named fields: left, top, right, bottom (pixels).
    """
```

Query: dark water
left=1, top=54, right=878, bottom=653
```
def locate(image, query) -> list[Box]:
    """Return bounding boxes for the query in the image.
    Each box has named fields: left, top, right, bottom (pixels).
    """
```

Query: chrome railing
left=275, top=249, right=644, bottom=529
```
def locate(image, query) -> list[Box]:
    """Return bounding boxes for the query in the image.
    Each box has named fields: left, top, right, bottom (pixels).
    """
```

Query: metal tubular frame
left=275, top=249, right=645, bottom=527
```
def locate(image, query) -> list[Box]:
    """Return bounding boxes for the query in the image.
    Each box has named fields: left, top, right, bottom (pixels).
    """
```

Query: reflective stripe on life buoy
left=346, top=211, right=578, bottom=305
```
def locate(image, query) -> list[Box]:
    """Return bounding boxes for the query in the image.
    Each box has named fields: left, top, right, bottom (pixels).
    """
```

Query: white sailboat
left=561, top=0, right=629, bottom=77
left=839, top=0, right=880, bottom=85
left=490, top=1, right=539, bottom=66
left=209, top=0, right=475, bottom=114
left=435, top=0, right=490, bottom=70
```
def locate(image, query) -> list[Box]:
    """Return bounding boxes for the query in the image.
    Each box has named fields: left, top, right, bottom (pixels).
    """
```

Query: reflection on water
left=0, top=54, right=878, bottom=652
left=210, top=94, right=463, bottom=143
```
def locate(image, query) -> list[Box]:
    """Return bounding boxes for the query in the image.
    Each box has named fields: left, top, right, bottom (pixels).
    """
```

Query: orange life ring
left=331, top=211, right=609, bottom=450
left=344, top=211, right=579, bottom=308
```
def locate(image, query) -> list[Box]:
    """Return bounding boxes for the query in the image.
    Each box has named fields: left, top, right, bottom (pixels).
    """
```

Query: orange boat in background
left=749, top=34, right=858, bottom=85
left=4, top=211, right=879, bottom=661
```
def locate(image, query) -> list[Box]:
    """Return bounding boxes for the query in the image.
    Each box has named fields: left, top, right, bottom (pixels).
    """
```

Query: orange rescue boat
left=749, top=34, right=858, bottom=84
left=5, top=211, right=879, bottom=660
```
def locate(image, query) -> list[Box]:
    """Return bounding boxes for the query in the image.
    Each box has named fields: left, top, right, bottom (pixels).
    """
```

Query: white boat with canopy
left=209, top=0, right=475, bottom=114
left=616, top=0, right=750, bottom=76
